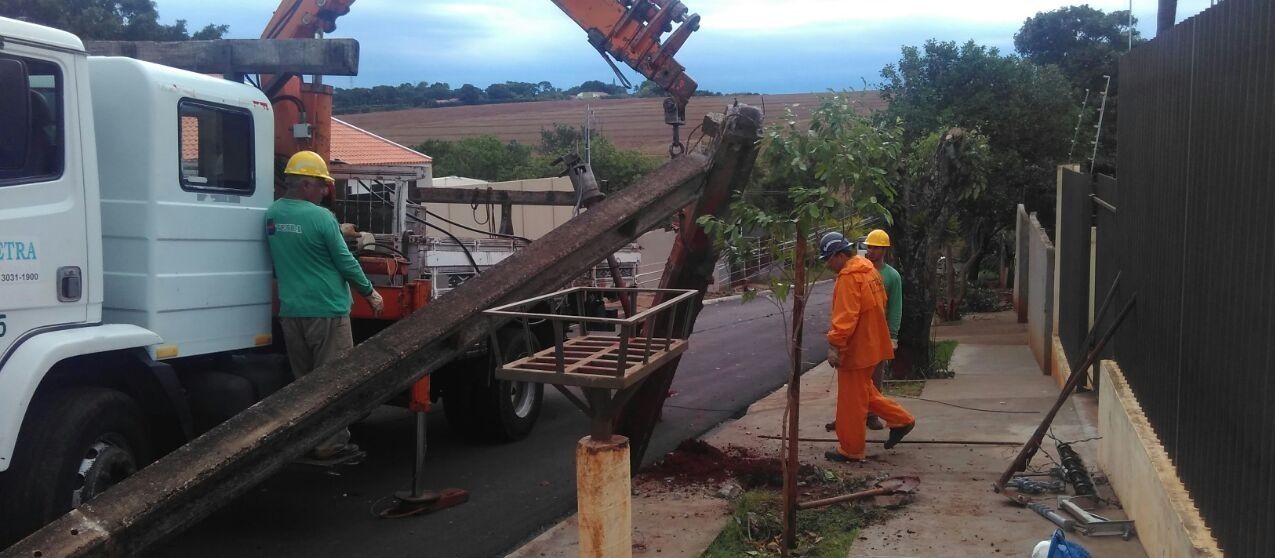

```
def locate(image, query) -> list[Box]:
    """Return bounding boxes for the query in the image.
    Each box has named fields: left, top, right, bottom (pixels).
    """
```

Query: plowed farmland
left=339, top=91, right=887, bottom=158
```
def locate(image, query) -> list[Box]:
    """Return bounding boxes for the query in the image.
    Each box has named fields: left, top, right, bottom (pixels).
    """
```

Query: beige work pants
left=280, top=316, right=354, bottom=457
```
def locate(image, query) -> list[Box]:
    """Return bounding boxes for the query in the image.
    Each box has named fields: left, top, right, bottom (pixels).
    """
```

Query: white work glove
left=827, top=347, right=840, bottom=368
left=365, top=290, right=384, bottom=317
left=340, top=223, right=359, bottom=239
left=891, top=338, right=899, bottom=350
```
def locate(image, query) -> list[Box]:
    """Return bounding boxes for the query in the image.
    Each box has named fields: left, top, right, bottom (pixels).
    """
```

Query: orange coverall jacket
left=826, top=255, right=894, bottom=368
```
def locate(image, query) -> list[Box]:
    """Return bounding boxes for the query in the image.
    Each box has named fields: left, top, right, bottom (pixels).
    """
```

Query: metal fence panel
left=1114, top=0, right=1275, bottom=552
left=1057, top=169, right=1091, bottom=367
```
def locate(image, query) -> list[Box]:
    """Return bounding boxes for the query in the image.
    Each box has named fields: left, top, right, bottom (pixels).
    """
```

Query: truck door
left=0, top=50, right=90, bottom=363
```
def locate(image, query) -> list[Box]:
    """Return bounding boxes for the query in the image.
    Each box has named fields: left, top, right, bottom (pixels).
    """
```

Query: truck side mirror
left=0, top=58, right=31, bottom=171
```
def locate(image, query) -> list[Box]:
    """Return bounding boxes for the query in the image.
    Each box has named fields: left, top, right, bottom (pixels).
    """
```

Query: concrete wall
left=1099, top=362, right=1223, bottom=558
left=1025, top=213, right=1054, bottom=376
left=1013, top=204, right=1030, bottom=323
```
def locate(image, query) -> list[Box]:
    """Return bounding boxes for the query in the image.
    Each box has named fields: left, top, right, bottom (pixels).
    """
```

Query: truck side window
left=178, top=100, right=254, bottom=194
left=0, top=56, right=63, bottom=185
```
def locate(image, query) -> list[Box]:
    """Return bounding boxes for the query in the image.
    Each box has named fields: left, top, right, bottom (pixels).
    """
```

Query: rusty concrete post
left=576, top=435, right=632, bottom=558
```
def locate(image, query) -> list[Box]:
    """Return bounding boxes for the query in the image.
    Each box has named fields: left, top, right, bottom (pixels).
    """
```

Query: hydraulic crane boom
left=260, top=0, right=701, bottom=161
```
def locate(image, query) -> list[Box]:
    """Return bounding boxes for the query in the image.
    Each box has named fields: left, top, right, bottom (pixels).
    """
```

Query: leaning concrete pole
left=3, top=154, right=718, bottom=558
left=616, top=104, right=765, bottom=468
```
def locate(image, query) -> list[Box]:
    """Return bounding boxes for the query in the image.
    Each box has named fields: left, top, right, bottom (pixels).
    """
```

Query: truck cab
left=0, top=17, right=278, bottom=545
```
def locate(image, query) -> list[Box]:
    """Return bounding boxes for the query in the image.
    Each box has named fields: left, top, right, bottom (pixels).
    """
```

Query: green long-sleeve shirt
left=879, top=263, right=902, bottom=338
left=266, top=198, right=373, bottom=318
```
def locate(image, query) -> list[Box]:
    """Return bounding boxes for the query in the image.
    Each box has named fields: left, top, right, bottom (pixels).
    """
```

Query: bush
left=961, top=286, right=1008, bottom=313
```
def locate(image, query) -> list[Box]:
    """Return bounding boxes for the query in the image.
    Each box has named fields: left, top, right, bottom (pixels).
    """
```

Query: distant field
left=339, top=91, right=887, bottom=159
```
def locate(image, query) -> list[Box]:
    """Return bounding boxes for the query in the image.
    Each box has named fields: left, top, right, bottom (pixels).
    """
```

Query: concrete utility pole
left=1158, top=0, right=1178, bottom=35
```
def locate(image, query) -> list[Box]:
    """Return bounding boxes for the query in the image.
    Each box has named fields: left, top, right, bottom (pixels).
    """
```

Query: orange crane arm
left=261, top=0, right=356, bottom=39
left=549, top=0, right=700, bottom=110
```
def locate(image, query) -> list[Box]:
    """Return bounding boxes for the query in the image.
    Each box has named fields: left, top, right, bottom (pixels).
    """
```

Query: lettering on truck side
left=0, top=239, right=41, bottom=285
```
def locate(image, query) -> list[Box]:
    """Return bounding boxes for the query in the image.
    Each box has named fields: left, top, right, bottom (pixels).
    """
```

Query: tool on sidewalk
left=1059, top=497, right=1136, bottom=539
left=994, top=275, right=1134, bottom=502
left=796, top=476, right=920, bottom=510
left=377, top=377, right=469, bottom=519
left=1028, top=501, right=1077, bottom=531
left=1056, top=442, right=1096, bottom=496
left=1007, top=476, right=1066, bottom=494
left=757, top=434, right=1022, bottom=446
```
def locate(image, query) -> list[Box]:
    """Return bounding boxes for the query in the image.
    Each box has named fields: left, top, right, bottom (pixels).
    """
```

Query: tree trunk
left=891, top=129, right=973, bottom=376
left=781, top=222, right=808, bottom=554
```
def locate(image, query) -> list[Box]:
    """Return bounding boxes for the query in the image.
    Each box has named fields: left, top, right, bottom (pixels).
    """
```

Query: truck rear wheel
left=0, top=387, right=151, bottom=546
left=443, top=329, right=543, bottom=442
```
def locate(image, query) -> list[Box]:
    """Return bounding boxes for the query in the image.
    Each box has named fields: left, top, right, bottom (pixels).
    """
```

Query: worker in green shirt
left=266, top=150, right=383, bottom=462
left=864, top=229, right=902, bottom=431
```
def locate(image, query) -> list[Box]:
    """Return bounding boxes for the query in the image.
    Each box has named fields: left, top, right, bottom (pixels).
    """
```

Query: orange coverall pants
left=835, top=362, right=915, bottom=460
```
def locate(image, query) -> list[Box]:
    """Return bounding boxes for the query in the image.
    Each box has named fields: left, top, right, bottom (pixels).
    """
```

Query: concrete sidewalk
left=507, top=312, right=1148, bottom=557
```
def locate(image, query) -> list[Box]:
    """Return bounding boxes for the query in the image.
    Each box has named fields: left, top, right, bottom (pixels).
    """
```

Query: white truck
left=0, top=17, right=641, bottom=545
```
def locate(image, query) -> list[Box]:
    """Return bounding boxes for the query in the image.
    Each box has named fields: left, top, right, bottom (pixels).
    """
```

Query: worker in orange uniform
left=819, top=232, right=915, bottom=462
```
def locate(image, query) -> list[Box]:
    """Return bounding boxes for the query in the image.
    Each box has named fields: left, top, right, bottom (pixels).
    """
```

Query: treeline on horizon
left=333, top=79, right=751, bottom=114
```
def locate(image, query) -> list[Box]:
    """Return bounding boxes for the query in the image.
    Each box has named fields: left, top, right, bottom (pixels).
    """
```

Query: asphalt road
left=157, top=283, right=832, bottom=558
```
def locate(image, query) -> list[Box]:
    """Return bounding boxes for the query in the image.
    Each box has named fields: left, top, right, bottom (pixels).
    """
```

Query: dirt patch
left=639, top=439, right=787, bottom=489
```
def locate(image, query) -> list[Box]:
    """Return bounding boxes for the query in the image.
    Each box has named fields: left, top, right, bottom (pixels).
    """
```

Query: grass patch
left=884, top=380, right=925, bottom=397
left=700, top=471, right=887, bottom=558
left=930, top=339, right=959, bottom=377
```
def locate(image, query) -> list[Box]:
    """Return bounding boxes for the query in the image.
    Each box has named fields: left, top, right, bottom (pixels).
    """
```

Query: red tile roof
left=331, top=118, right=432, bottom=166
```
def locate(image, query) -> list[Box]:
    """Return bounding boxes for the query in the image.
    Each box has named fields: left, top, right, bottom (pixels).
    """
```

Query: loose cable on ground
left=893, top=394, right=1040, bottom=414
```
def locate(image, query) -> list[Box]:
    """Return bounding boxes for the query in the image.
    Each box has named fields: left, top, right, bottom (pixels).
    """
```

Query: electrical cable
left=413, top=216, right=482, bottom=275
left=270, top=94, right=308, bottom=121
left=409, top=204, right=532, bottom=243
left=893, top=394, right=1040, bottom=414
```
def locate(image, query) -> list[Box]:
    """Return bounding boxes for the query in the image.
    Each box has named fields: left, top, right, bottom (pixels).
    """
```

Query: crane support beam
left=3, top=103, right=762, bottom=557
left=84, top=39, right=360, bottom=77
left=417, top=187, right=582, bottom=207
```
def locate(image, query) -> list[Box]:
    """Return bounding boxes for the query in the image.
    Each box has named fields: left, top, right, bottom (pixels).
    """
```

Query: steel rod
left=797, top=486, right=891, bottom=511
left=756, top=435, right=1022, bottom=446
left=995, top=294, right=1136, bottom=492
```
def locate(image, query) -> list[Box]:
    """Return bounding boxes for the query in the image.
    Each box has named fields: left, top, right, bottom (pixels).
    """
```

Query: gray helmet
left=818, top=231, right=852, bottom=260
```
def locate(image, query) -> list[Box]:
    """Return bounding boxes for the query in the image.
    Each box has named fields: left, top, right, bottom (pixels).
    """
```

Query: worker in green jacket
left=266, top=150, right=383, bottom=462
left=864, top=229, right=902, bottom=430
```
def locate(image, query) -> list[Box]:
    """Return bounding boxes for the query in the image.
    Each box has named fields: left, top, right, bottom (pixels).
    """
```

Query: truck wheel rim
left=510, top=381, right=535, bottom=419
left=72, top=437, right=137, bottom=508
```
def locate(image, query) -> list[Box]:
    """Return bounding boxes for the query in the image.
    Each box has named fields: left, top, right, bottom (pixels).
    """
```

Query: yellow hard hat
left=865, top=229, right=891, bottom=247
left=283, top=150, right=334, bottom=185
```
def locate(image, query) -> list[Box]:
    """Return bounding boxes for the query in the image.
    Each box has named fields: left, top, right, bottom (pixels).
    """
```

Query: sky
left=158, top=0, right=1216, bottom=93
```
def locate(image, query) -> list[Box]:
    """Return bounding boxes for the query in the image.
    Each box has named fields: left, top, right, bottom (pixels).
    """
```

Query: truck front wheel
left=443, top=329, right=544, bottom=442
left=0, top=387, right=151, bottom=546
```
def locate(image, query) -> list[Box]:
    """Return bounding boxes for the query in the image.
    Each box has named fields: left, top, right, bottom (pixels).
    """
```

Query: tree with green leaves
left=416, top=136, right=534, bottom=182
left=1015, top=5, right=1142, bottom=173
left=414, top=125, right=657, bottom=192
left=1015, top=5, right=1141, bottom=92
left=0, top=0, right=227, bottom=40
left=699, top=94, right=901, bottom=551
left=878, top=40, right=1073, bottom=369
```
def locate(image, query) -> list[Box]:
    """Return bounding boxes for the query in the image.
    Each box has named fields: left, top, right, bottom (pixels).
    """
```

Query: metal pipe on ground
left=2, top=154, right=715, bottom=558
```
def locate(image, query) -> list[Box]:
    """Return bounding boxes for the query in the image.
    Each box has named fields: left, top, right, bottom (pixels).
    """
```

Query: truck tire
left=443, top=329, right=543, bottom=442
left=0, top=387, right=151, bottom=546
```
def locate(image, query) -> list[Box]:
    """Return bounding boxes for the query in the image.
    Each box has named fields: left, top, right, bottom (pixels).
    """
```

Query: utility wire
left=894, top=394, right=1040, bottom=414
left=409, top=202, right=532, bottom=243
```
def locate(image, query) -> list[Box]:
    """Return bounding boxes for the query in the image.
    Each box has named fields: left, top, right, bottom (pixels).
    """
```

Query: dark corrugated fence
left=1114, top=0, right=1275, bottom=554
left=1056, top=169, right=1092, bottom=369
